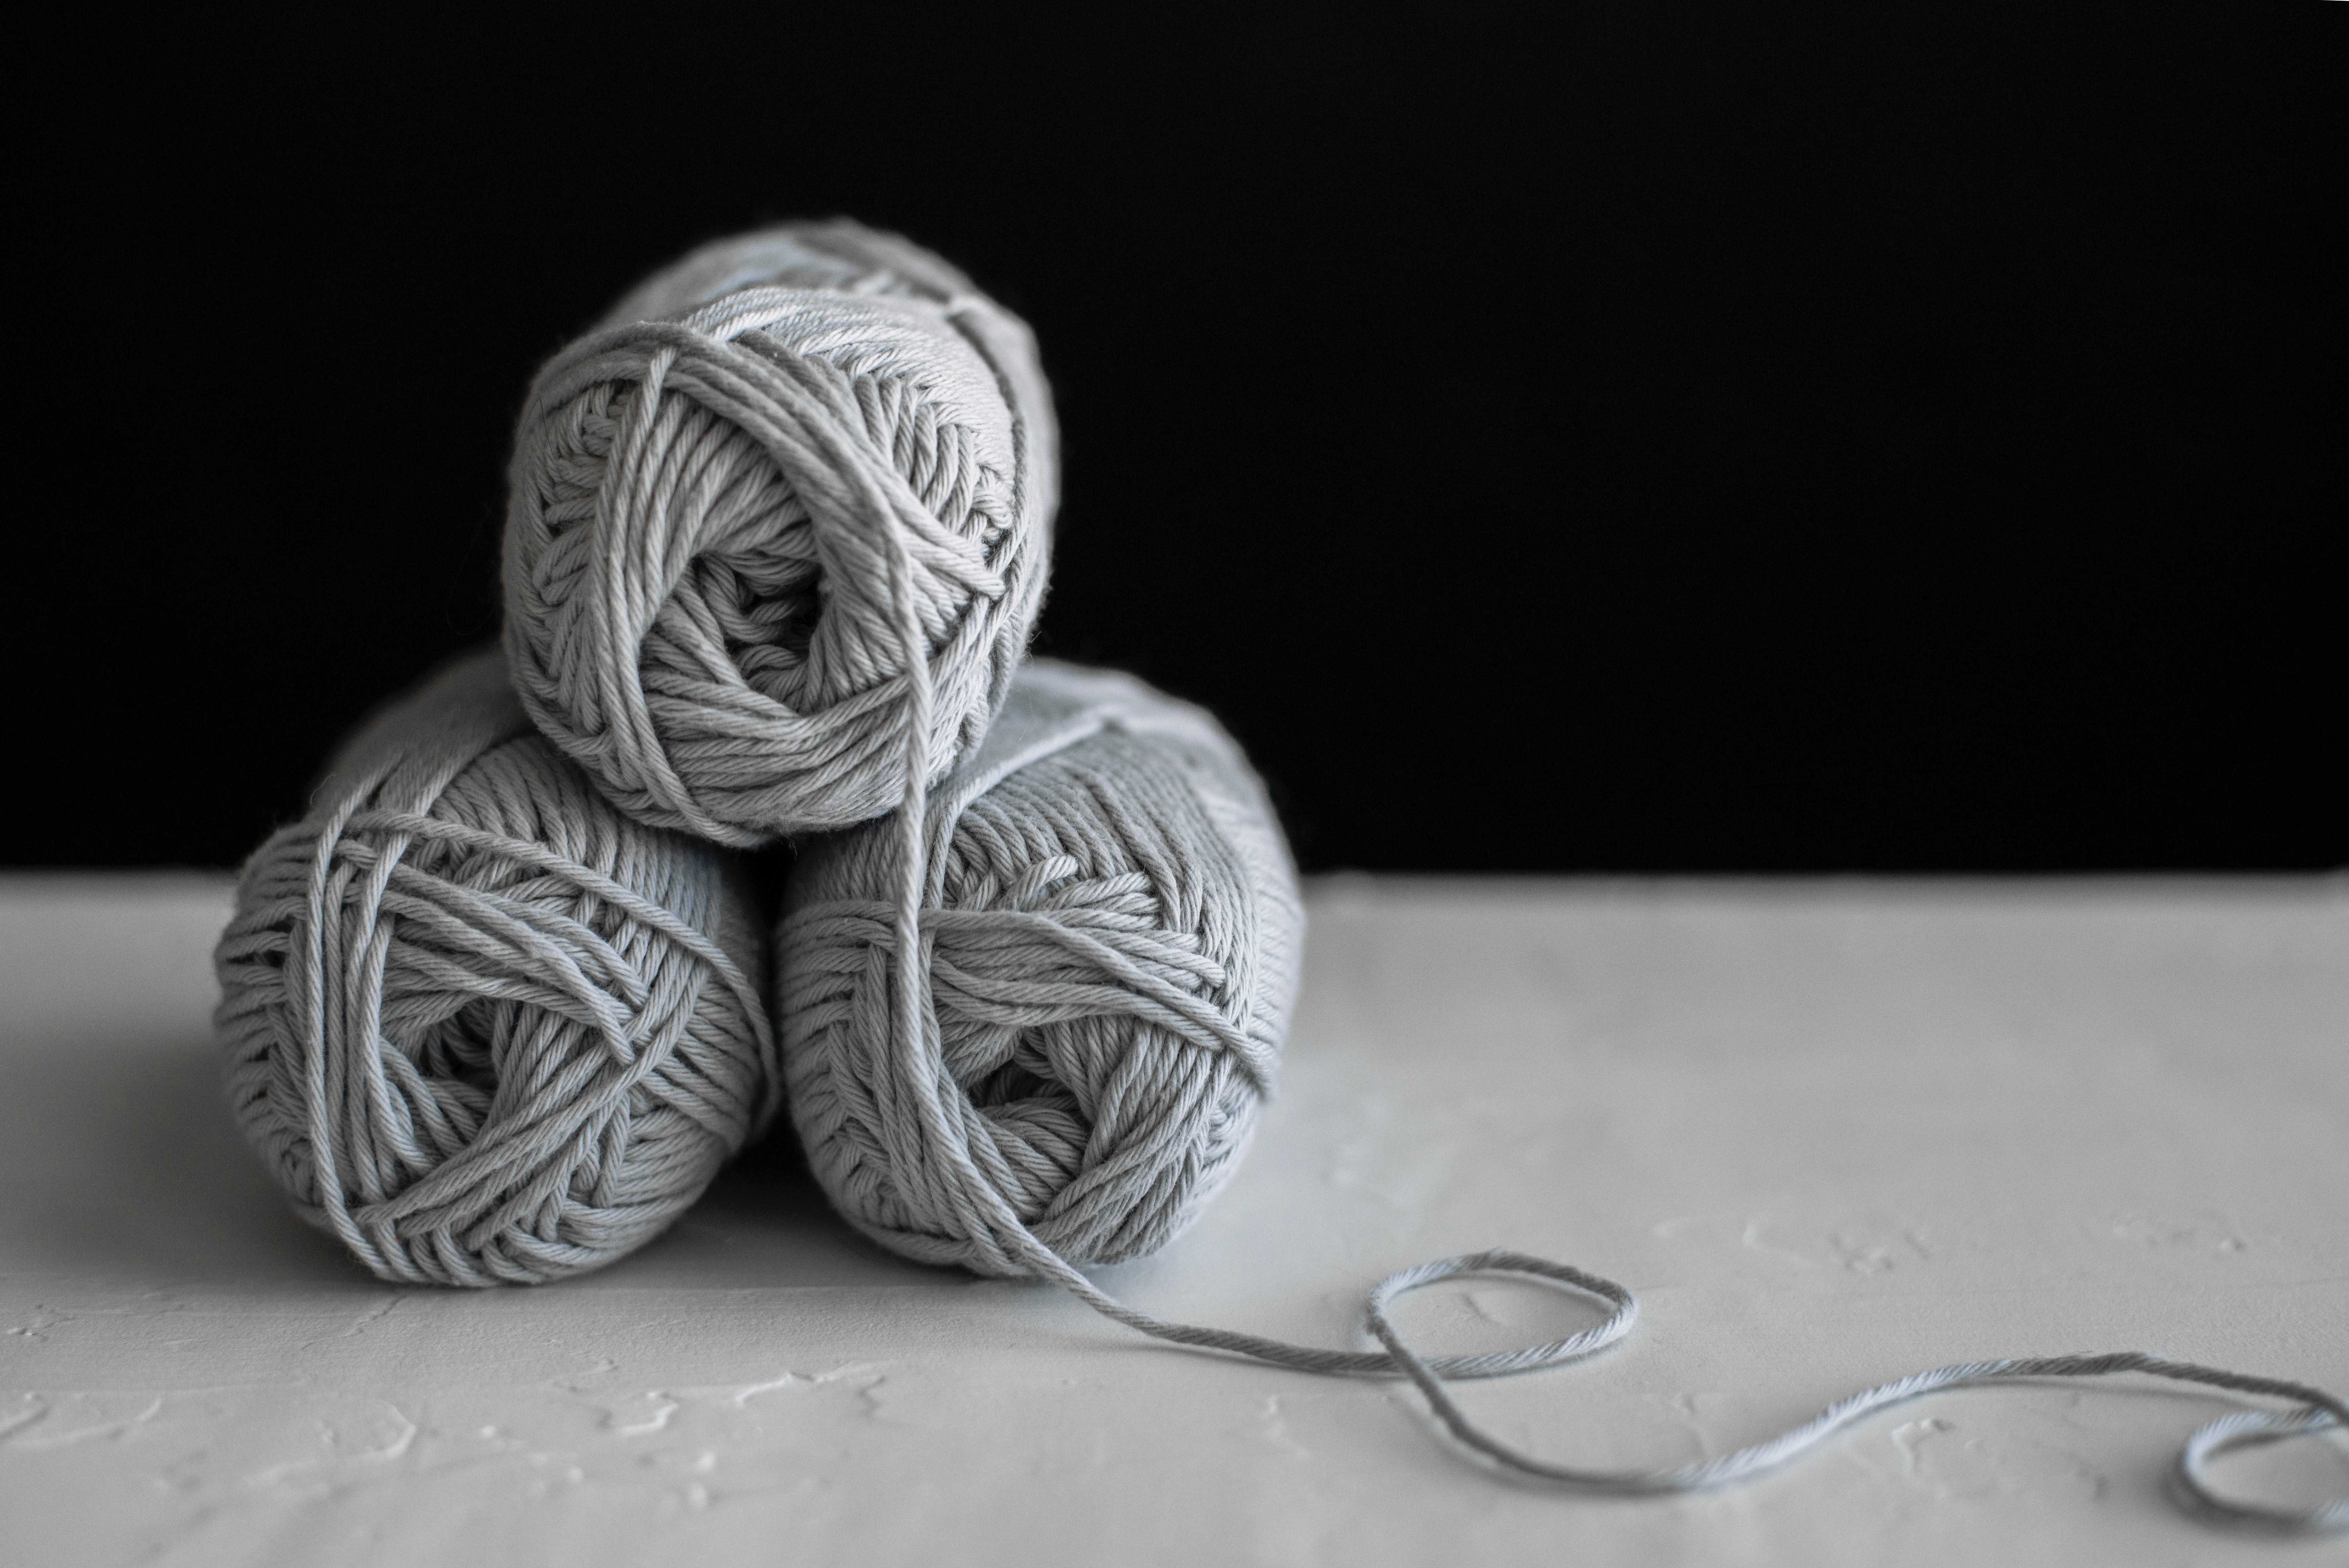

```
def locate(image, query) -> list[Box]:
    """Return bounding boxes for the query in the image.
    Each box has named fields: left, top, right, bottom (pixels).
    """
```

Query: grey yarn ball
left=214, top=651, right=778, bottom=1286
left=502, top=220, right=1058, bottom=848
left=778, top=660, right=1304, bottom=1275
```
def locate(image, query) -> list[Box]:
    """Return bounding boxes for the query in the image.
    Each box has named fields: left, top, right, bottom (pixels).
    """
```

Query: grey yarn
left=502, top=220, right=1057, bottom=848
left=342, top=210, right=2337, bottom=1533
left=780, top=658, right=1303, bottom=1272
left=214, top=650, right=778, bottom=1286
left=775, top=662, right=2346, bottom=1537
left=1362, top=1252, right=2346, bottom=1535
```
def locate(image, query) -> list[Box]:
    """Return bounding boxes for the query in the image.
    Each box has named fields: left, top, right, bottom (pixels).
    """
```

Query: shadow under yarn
left=214, top=650, right=778, bottom=1286
left=502, top=220, right=1057, bottom=848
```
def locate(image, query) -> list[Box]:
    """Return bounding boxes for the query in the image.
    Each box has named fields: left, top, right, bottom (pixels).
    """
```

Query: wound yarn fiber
left=780, top=658, right=1303, bottom=1272
left=214, top=650, right=777, bottom=1286
left=776, top=663, right=2346, bottom=1538
left=503, top=220, right=1056, bottom=848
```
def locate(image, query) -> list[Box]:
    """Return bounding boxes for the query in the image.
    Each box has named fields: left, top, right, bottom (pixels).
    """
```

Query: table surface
left=2, top=874, right=2343, bottom=1567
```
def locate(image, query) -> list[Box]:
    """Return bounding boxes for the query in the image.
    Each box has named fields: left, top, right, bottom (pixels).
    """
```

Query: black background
left=16, top=6, right=2342, bottom=872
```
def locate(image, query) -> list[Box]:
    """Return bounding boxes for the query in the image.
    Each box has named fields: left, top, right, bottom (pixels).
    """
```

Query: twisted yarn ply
left=780, top=659, right=1302, bottom=1272
left=503, top=220, right=1057, bottom=848
left=214, top=650, right=777, bottom=1286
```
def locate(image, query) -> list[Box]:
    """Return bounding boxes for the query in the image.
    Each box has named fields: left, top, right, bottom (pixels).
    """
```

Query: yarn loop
left=1359, top=1251, right=2346, bottom=1534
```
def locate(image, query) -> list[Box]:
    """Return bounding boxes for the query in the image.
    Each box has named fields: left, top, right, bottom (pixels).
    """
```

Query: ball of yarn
left=214, top=650, right=777, bottom=1286
left=778, top=659, right=1303, bottom=1274
left=769, top=663, right=2349, bottom=1544
left=502, top=220, right=1058, bottom=847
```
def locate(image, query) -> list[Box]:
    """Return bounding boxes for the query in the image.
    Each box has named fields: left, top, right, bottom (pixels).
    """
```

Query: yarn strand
left=1366, top=1258, right=2346, bottom=1532
left=851, top=593, right=2341, bottom=1528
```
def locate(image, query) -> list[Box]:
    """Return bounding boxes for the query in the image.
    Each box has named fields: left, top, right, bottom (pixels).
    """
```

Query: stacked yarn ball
left=502, top=220, right=1057, bottom=846
left=215, top=650, right=776, bottom=1285
left=205, top=220, right=2341, bottom=1536
left=779, top=659, right=1303, bottom=1274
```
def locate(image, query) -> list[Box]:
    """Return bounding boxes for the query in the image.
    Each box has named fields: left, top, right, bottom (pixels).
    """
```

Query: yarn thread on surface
left=503, top=220, right=1057, bottom=848
left=778, top=652, right=2345, bottom=1536
left=780, top=658, right=1303, bottom=1272
left=215, top=650, right=777, bottom=1286
left=1356, top=1252, right=2347, bottom=1534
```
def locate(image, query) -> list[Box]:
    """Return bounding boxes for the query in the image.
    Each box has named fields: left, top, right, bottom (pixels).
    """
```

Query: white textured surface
left=2, top=873, right=2344, bottom=1566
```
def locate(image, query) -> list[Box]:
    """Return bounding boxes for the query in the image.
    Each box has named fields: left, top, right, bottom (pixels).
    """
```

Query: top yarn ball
left=503, top=221, right=1058, bottom=847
